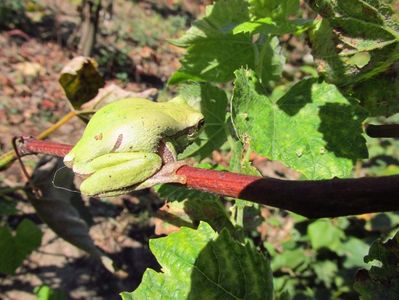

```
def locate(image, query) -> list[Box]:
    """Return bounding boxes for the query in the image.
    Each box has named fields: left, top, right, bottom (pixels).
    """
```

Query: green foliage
left=268, top=216, right=371, bottom=299
left=366, top=129, right=399, bottom=176
left=308, top=219, right=345, bottom=252
left=0, top=0, right=26, bottom=28
left=169, top=0, right=311, bottom=86
left=352, top=73, right=399, bottom=117
left=354, top=230, right=399, bottom=299
left=308, top=0, right=399, bottom=116
left=0, top=219, right=42, bottom=275
left=123, top=0, right=399, bottom=298
left=232, top=70, right=368, bottom=179
left=248, top=0, right=299, bottom=19
left=169, top=0, right=253, bottom=83
left=34, top=285, right=66, bottom=300
left=2, top=0, right=397, bottom=298
left=121, top=222, right=273, bottom=300
left=156, top=184, right=236, bottom=234
left=308, top=0, right=399, bottom=84
left=0, top=198, right=17, bottom=216
left=178, top=83, right=229, bottom=159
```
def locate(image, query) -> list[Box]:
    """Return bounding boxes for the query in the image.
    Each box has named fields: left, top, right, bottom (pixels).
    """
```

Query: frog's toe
left=71, top=164, right=94, bottom=176
left=63, top=153, right=75, bottom=168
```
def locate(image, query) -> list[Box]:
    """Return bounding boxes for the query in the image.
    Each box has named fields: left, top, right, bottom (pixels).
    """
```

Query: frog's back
left=79, top=98, right=186, bottom=157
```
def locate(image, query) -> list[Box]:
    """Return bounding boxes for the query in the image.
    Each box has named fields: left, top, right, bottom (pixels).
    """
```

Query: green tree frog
left=64, top=97, right=204, bottom=196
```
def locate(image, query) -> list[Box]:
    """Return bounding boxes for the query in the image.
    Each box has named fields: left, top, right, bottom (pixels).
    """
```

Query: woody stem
left=15, top=137, right=399, bottom=218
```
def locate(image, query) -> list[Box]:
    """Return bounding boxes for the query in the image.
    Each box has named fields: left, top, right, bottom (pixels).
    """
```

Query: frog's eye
left=198, top=119, right=205, bottom=129
left=187, top=119, right=205, bottom=137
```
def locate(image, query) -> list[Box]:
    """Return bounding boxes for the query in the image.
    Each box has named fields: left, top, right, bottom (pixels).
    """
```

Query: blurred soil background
left=0, top=1, right=204, bottom=299
left=1, top=0, right=399, bottom=299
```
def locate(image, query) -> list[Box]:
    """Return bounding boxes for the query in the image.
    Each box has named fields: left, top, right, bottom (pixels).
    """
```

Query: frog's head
left=175, top=113, right=204, bottom=151
left=174, top=112, right=205, bottom=153
left=164, top=96, right=204, bottom=149
left=187, top=117, right=205, bottom=136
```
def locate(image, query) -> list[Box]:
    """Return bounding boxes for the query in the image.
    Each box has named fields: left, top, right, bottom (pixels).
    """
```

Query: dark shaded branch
left=181, top=166, right=399, bottom=218
left=365, top=124, right=399, bottom=138
left=16, top=138, right=399, bottom=219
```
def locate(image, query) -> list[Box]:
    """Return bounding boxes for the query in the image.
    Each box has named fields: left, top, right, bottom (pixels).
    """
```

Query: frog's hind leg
left=79, top=152, right=162, bottom=196
left=135, top=160, right=187, bottom=190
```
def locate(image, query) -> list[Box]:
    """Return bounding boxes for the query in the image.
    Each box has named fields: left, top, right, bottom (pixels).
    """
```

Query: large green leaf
left=308, top=0, right=399, bottom=87
left=233, top=18, right=314, bottom=36
left=234, top=0, right=313, bottom=36
left=0, top=219, right=42, bottom=274
left=271, top=248, right=310, bottom=272
left=256, top=36, right=286, bottom=89
left=312, top=260, right=339, bottom=288
left=178, top=83, right=228, bottom=159
left=248, top=0, right=299, bottom=19
left=169, top=0, right=253, bottom=83
left=351, top=70, right=399, bottom=117
left=155, top=184, right=235, bottom=235
left=341, top=237, right=370, bottom=268
left=121, top=222, right=273, bottom=300
left=308, top=219, right=345, bottom=253
left=354, top=230, right=399, bottom=299
left=232, top=68, right=368, bottom=179
left=169, top=0, right=306, bottom=86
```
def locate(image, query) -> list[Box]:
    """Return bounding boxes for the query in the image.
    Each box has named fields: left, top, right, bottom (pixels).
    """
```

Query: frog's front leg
left=135, top=160, right=187, bottom=190
left=133, top=140, right=188, bottom=189
left=79, top=152, right=162, bottom=196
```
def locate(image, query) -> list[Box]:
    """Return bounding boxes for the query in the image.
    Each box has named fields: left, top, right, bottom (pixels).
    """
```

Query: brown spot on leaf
left=94, top=133, right=103, bottom=140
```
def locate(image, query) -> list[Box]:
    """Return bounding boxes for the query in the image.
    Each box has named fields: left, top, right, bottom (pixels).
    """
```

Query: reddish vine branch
left=15, top=138, right=399, bottom=218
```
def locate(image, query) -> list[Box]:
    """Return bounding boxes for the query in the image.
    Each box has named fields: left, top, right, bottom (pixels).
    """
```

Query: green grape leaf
left=271, top=248, right=310, bottom=272
left=232, top=69, right=368, bottom=179
left=341, top=237, right=370, bottom=268
left=351, top=71, right=399, bottom=116
left=0, top=219, right=42, bottom=274
left=155, top=184, right=235, bottom=235
left=256, top=36, right=286, bottom=89
left=233, top=0, right=312, bottom=36
left=121, top=222, right=273, bottom=300
left=233, top=18, right=314, bottom=36
left=178, top=83, right=228, bottom=159
left=312, top=260, right=338, bottom=288
left=248, top=0, right=299, bottom=20
left=308, top=0, right=399, bottom=86
left=354, top=230, right=399, bottom=299
left=169, top=0, right=253, bottom=83
left=308, top=219, right=345, bottom=253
